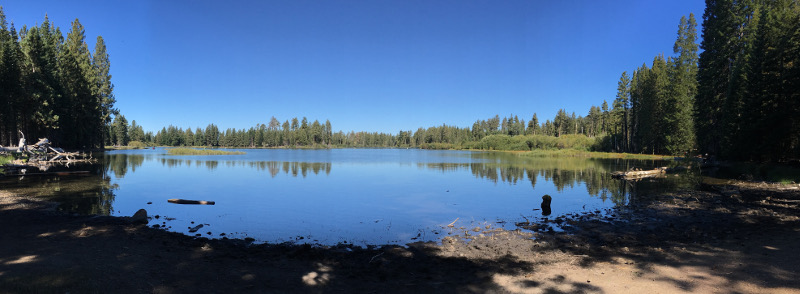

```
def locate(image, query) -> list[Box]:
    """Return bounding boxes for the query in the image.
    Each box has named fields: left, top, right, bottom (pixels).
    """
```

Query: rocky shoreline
left=1, top=181, right=799, bottom=293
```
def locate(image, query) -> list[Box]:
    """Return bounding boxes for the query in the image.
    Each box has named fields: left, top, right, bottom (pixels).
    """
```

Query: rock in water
left=188, top=224, right=204, bottom=233
left=131, top=209, right=148, bottom=224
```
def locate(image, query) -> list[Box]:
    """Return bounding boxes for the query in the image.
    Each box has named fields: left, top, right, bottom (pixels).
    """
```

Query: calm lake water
left=0, top=148, right=695, bottom=246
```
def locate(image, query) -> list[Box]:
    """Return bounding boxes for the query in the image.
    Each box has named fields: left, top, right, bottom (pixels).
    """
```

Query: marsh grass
left=166, top=148, right=245, bottom=155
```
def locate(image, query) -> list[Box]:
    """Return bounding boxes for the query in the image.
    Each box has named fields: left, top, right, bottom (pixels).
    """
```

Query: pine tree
left=0, top=7, right=25, bottom=145
left=664, top=14, right=699, bottom=155
left=92, top=36, right=116, bottom=143
left=112, top=114, right=128, bottom=146
left=637, top=56, right=669, bottom=154
left=612, top=71, right=631, bottom=152
left=59, top=18, right=99, bottom=148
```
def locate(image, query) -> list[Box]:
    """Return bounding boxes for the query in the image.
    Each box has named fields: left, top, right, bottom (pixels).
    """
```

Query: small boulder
left=131, top=209, right=148, bottom=224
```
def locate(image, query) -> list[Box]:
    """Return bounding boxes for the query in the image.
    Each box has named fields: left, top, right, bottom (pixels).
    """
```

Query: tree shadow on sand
left=531, top=184, right=800, bottom=293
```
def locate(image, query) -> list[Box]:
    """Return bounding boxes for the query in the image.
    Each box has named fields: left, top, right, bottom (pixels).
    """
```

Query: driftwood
left=611, top=166, right=689, bottom=180
left=168, top=199, right=216, bottom=205
left=611, top=167, right=668, bottom=179
left=1, top=132, right=95, bottom=175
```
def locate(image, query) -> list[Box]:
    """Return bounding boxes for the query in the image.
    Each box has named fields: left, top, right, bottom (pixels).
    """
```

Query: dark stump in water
left=541, top=194, right=552, bottom=216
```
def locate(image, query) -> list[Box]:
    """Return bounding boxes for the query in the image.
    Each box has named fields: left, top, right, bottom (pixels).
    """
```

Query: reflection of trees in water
left=423, top=155, right=686, bottom=206
left=104, top=154, right=333, bottom=179
left=104, top=154, right=144, bottom=178
left=0, top=162, right=118, bottom=215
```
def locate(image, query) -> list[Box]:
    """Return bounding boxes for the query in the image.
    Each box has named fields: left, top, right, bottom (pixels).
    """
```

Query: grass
left=0, top=154, right=13, bottom=174
left=0, top=154, right=13, bottom=165
left=166, top=148, right=245, bottom=155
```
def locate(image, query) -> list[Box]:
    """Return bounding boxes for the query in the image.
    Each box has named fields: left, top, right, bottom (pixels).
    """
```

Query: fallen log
left=168, top=199, right=216, bottom=205
left=611, top=167, right=667, bottom=179
left=611, top=166, right=690, bottom=180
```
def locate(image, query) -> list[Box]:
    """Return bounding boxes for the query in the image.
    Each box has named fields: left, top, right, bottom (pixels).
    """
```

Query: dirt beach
left=1, top=180, right=799, bottom=293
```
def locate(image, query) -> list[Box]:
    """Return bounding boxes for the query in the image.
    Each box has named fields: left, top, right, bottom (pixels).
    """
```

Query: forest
left=2, top=0, right=799, bottom=161
left=0, top=11, right=114, bottom=149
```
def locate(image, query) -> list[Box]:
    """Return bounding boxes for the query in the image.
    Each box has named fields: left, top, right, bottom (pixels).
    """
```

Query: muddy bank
left=1, top=181, right=799, bottom=293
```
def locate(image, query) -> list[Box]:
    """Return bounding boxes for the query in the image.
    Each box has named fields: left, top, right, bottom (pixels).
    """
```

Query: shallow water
left=0, top=148, right=695, bottom=246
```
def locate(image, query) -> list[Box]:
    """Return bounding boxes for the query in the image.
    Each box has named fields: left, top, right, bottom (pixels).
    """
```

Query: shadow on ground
left=2, top=182, right=799, bottom=293
left=0, top=197, right=587, bottom=293
left=531, top=184, right=800, bottom=293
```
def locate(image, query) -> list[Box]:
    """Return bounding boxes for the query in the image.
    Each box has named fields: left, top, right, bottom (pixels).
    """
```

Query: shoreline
left=2, top=181, right=799, bottom=293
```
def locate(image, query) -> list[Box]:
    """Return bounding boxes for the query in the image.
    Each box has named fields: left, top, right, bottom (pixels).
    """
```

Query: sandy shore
left=1, top=181, right=799, bottom=293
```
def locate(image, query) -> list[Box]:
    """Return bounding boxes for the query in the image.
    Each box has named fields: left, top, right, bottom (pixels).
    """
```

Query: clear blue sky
left=2, top=0, right=706, bottom=134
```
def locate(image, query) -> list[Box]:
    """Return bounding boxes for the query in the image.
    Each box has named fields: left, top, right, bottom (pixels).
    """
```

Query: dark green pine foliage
left=19, top=22, right=60, bottom=140
left=696, top=0, right=750, bottom=157
left=739, top=0, right=800, bottom=160
left=611, top=71, right=631, bottom=152
left=664, top=14, right=699, bottom=155
left=92, top=36, right=116, bottom=141
left=629, top=65, right=647, bottom=153
left=0, top=7, right=24, bottom=145
left=112, top=114, right=128, bottom=146
left=58, top=19, right=101, bottom=148
left=696, top=0, right=800, bottom=160
left=638, top=56, right=670, bottom=154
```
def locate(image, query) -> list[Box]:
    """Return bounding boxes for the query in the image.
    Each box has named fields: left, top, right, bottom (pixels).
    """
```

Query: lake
left=0, top=148, right=694, bottom=246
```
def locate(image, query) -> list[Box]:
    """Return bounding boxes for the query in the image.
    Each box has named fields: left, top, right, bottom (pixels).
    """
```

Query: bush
left=127, top=141, right=148, bottom=149
left=419, top=143, right=457, bottom=150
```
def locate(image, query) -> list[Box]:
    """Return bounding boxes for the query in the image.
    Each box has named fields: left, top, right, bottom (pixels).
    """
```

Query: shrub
left=128, top=141, right=148, bottom=149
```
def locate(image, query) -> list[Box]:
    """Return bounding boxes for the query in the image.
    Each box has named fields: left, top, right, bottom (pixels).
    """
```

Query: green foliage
left=696, top=0, right=800, bottom=161
left=0, top=10, right=113, bottom=149
left=166, top=148, right=245, bottom=155
left=463, top=134, right=599, bottom=152
left=127, top=141, right=147, bottom=149
left=0, top=154, right=13, bottom=165
left=112, top=114, right=128, bottom=146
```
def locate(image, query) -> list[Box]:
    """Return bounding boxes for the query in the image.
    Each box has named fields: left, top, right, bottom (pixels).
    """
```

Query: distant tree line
left=6, top=2, right=799, bottom=162
left=0, top=8, right=115, bottom=149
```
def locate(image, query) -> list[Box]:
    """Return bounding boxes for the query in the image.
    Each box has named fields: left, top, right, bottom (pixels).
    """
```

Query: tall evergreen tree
left=611, top=71, right=631, bottom=152
left=58, top=18, right=100, bottom=148
left=0, top=7, right=24, bottom=145
left=111, top=114, right=128, bottom=146
left=664, top=14, right=699, bottom=155
left=92, top=36, right=116, bottom=143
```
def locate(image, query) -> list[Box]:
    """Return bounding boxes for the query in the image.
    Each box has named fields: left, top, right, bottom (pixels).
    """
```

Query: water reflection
left=0, top=163, right=116, bottom=215
left=421, top=153, right=695, bottom=206
left=106, top=153, right=144, bottom=179
left=105, top=154, right=332, bottom=179
left=3, top=149, right=700, bottom=245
